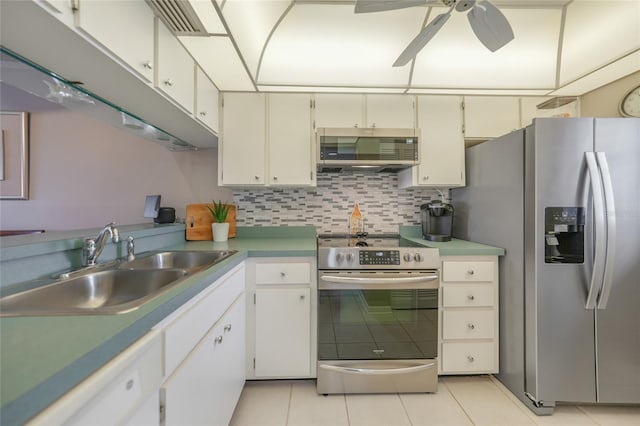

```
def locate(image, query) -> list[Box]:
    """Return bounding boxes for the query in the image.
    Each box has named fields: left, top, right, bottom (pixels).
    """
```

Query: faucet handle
left=83, top=237, right=97, bottom=266
left=127, top=236, right=135, bottom=261
left=111, top=226, right=120, bottom=243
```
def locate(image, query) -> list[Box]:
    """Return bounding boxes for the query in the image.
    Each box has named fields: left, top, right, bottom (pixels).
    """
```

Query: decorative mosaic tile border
left=232, top=173, right=447, bottom=235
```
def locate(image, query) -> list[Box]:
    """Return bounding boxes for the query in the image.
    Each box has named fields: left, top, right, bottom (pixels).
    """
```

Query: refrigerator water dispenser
left=544, top=207, right=585, bottom=263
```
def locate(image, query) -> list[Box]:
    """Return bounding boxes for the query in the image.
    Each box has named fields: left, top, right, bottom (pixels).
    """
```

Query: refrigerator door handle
left=585, top=152, right=606, bottom=309
left=595, top=152, right=616, bottom=309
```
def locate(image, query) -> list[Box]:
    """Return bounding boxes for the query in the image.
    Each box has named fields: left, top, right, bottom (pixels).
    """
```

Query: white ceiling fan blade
left=355, top=0, right=427, bottom=14
left=467, top=0, right=514, bottom=52
left=393, top=12, right=451, bottom=67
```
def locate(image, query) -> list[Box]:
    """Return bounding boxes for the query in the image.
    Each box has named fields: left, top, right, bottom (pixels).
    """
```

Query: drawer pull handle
left=214, top=335, right=223, bottom=344
left=467, top=355, right=475, bottom=363
left=164, top=78, right=174, bottom=87
left=468, top=295, right=475, bottom=301
left=224, top=324, right=232, bottom=332
left=467, top=323, right=476, bottom=330
left=467, top=269, right=475, bottom=275
left=126, top=379, right=134, bottom=391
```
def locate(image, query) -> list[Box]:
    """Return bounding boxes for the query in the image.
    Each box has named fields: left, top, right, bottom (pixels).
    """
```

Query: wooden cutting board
left=185, top=203, right=236, bottom=240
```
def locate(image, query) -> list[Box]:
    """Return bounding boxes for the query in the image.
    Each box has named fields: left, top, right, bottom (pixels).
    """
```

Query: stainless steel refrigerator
left=452, top=117, right=640, bottom=414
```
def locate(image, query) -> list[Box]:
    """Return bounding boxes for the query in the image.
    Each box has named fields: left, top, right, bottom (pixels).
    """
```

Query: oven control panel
left=318, top=247, right=440, bottom=270
left=359, top=250, right=400, bottom=265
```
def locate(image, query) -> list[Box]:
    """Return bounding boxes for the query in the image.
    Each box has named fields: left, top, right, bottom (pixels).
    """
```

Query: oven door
left=317, top=270, right=439, bottom=394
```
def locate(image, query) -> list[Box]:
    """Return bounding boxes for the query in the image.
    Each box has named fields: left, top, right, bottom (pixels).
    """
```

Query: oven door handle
left=319, top=362, right=436, bottom=375
left=319, top=274, right=439, bottom=290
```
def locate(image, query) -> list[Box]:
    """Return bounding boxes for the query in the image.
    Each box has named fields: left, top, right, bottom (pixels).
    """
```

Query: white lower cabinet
left=29, top=331, right=163, bottom=426
left=439, top=256, right=499, bottom=374
left=246, top=258, right=317, bottom=379
left=161, top=295, right=245, bottom=426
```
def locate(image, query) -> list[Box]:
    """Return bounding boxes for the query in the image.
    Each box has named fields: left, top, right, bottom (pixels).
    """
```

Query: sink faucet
left=83, top=223, right=120, bottom=266
left=127, top=235, right=135, bottom=261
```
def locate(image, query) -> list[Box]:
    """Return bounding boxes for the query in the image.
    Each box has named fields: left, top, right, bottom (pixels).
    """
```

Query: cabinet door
left=221, top=93, right=266, bottom=185
left=463, top=96, right=520, bottom=139
left=365, top=94, right=415, bottom=128
left=76, top=0, right=155, bottom=83
left=156, top=20, right=195, bottom=113
left=314, top=94, right=364, bottom=128
left=162, top=295, right=245, bottom=426
left=400, top=96, right=464, bottom=188
left=195, top=67, right=219, bottom=133
left=268, top=94, right=314, bottom=186
left=255, top=288, right=311, bottom=377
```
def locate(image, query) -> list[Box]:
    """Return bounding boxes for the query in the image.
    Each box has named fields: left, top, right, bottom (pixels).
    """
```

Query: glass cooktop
left=317, top=234, right=422, bottom=248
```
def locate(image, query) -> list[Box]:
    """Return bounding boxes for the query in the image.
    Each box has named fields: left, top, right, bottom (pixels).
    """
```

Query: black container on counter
left=154, top=207, right=176, bottom=224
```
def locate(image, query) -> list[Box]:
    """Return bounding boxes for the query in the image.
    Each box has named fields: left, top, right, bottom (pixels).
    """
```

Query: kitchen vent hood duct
left=316, top=127, right=420, bottom=173
left=146, top=0, right=207, bottom=35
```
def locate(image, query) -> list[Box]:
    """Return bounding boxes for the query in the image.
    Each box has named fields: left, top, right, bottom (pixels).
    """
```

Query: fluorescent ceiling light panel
left=188, top=0, right=226, bottom=33
left=220, top=0, right=290, bottom=77
left=550, top=51, right=640, bottom=96
left=411, top=8, right=561, bottom=89
left=256, top=86, right=407, bottom=93
left=179, top=36, right=254, bottom=91
left=407, top=88, right=551, bottom=95
left=559, top=0, right=640, bottom=86
left=259, top=4, right=419, bottom=86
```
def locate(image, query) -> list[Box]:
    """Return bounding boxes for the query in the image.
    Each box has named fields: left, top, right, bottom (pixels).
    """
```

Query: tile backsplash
left=232, top=173, right=445, bottom=235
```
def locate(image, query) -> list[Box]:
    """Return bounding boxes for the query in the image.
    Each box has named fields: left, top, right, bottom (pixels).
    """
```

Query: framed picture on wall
left=0, top=111, right=30, bottom=200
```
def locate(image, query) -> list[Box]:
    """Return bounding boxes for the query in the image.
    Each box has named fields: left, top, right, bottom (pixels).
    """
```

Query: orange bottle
left=350, top=203, right=363, bottom=235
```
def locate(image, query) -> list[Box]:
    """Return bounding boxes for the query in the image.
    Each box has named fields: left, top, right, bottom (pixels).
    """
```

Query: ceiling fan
left=355, top=0, right=515, bottom=67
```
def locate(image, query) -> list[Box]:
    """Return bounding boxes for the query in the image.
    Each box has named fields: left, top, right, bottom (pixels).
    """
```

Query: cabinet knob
left=467, top=355, right=475, bottom=363
left=371, top=123, right=376, bottom=128
left=164, top=79, right=174, bottom=87
left=467, top=269, right=475, bottom=275
left=273, top=176, right=278, bottom=181
left=467, top=323, right=476, bottom=330
left=423, top=176, right=430, bottom=180
left=199, top=111, right=207, bottom=117
left=468, top=295, right=475, bottom=301
left=300, top=295, right=306, bottom=300
left=353, top=124, right=359, bottom=128
left=126, top=379, right=134, bottom=391
left=143, top=61, right=153, bottom=70
left=214, top=335, right=223, bottom=344
left=224, top=324, right=232, bottom=332
left=280, top=271, right=286, bottom=277
left=254, top=175, right=260, bottom=181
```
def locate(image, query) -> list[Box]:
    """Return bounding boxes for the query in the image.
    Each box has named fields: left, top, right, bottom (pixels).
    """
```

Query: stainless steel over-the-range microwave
left=316, top=127, right=420, bottom=172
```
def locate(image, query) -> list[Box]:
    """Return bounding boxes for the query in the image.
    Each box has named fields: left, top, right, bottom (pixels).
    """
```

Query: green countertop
left=0, top=224, right=502, bottom=425
left=0, top=231, right=316, bottom=426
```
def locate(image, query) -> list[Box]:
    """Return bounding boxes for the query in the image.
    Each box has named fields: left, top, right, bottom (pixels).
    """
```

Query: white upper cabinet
left=399, top=96, right=465, bottom=188
left=75, top=0, right=155, bottom=83
left=220, top=93, right=267, bottom=186
left=195, top=67, right=219, bottom=133
left=268, top=94, right=314, bottom=186
left=314, top=94, right=415, bottom=129
left=156, top=19, right=195, bottom=114
left=463, top=96, right=520, bottom=139
left=365, top=94, right=415, bottom=128
left=314, top=94, right=364, bottom=128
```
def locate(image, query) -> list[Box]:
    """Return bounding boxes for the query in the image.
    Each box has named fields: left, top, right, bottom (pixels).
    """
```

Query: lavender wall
left=0, top=109, right=231, bottom=230
left=233, top=173, right=445, bottom=235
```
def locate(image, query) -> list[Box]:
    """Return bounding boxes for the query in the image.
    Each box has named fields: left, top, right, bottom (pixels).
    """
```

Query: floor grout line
left=440, top=377, right=477, bottom=425
left=396, top=392, right=414, bottom=426
left=285, top=382, right=293, bottom=426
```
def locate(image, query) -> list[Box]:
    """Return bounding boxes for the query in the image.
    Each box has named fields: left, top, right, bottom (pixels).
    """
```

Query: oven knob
left=335, top=253, right=344, bottom=263
left=414, top=253, right=424, bottom=262
left=346, top=253, right=354, bottom=262
left=403, top=253, right=412, bottom=262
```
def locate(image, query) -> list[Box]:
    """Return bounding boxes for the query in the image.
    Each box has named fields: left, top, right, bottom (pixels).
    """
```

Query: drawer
left=442, top=341, right=495, bottom=372
left=442, top=261, right=494, bottom=282
left=163, top=267, right=244, bottom=375
left=443, top=285, right=494, bottom=308
left=442, top=310, right=495, bottom=340
left=256, top=262, right=311, bottom=285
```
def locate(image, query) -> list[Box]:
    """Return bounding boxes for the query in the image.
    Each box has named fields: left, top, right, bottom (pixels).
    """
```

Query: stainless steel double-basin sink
left=0, top=250, right=237, bottom=317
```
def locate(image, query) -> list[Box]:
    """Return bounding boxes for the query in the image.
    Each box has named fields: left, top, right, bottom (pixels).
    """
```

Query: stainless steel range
left=317, top=234, right=440, bottom=394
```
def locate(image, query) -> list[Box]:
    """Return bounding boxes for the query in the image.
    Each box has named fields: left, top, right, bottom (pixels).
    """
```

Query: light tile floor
left=230, top=376, right=640, bottom=426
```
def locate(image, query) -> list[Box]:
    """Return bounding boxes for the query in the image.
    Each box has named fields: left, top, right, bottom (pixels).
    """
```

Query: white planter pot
left=212, top=222, right=230, bottom=242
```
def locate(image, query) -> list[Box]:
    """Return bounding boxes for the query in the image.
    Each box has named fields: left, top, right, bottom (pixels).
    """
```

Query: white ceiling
left=174, top=0, right=640, bottom=95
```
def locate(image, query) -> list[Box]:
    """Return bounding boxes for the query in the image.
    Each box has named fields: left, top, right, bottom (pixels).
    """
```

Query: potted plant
left=207, top=200, right=231, bottom=242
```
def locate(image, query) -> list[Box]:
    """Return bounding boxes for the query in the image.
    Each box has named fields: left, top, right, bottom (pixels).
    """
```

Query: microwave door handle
left=585, top=152, right=606, bottom=309
left=595, top=152, right=616, bottom=309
